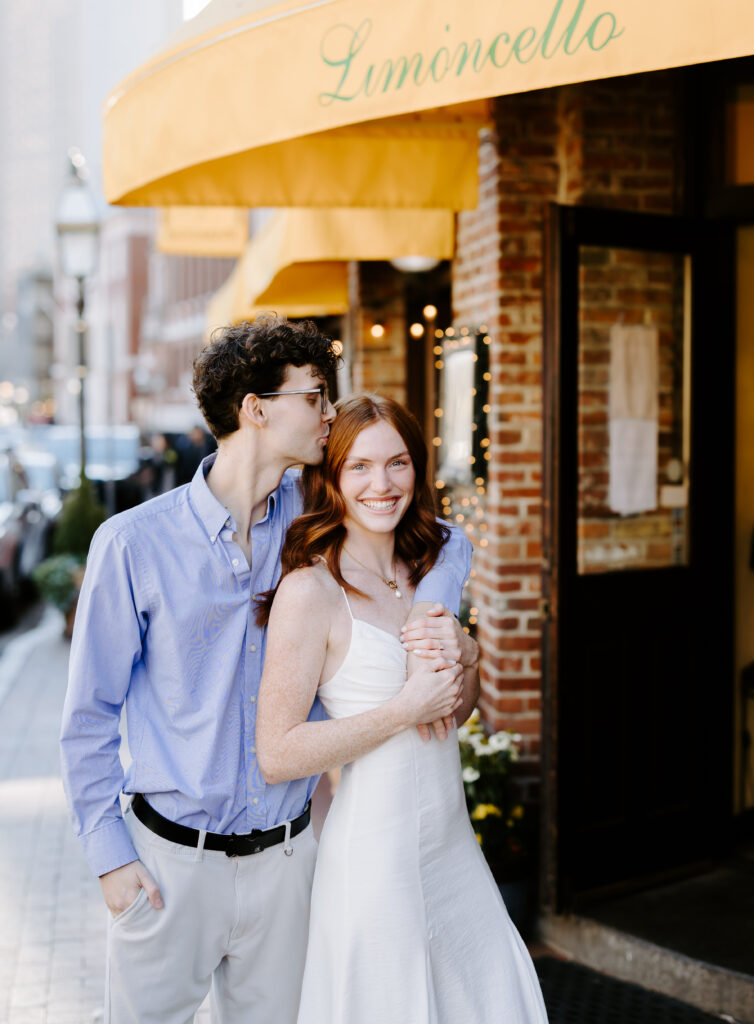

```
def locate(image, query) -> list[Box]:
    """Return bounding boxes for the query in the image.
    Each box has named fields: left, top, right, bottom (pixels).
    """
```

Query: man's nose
left=323, top=399, right=336, bottom=423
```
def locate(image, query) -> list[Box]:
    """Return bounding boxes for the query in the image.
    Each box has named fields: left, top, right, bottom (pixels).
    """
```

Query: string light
left=410, top=322, right=425, bottom=338
left=429, top=324, right=491, bottom=641
left=370, top=323, right=385, bottom=339
left=423, top=304, right=438, bottom=320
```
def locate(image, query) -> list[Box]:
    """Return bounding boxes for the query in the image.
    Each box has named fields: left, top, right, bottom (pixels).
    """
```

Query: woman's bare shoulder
left=273, top=561, right=341, bottom=612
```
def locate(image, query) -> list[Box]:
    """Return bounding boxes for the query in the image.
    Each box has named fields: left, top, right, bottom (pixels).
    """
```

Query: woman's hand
left=395, top=656, right=463, bottom=733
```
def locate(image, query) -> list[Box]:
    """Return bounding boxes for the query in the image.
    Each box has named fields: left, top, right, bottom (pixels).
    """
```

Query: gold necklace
left=343, top=547, right=403, bottom=599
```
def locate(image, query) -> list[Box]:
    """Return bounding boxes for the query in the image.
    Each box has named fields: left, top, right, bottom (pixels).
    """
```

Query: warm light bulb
left=423, top=304, right=438, bottom=320
left=370, top=323, right=385, bottom=339
left=409, top=322, right=425, bottom=338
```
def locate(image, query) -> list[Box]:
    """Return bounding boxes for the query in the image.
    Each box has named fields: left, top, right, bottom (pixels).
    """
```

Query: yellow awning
left=105, top=0, right=754, bottom=210
left=206, top=206, right=454, bottom=327
left=156, top=207, right=249, bottom=257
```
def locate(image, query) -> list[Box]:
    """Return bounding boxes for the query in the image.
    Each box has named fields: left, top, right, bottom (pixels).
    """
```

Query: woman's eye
left=392, top=460, right=410, bottom=468
left=351, top=463, right=365, bottom=471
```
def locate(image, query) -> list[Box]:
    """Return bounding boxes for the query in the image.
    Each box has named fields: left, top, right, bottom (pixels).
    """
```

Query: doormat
left=534, top=957, right=727, bottom=1023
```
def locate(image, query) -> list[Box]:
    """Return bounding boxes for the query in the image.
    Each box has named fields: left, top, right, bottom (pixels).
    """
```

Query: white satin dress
left=296, top=591, right=549, bottom=1024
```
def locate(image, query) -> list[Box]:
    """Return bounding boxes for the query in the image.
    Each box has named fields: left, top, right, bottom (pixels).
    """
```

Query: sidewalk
left=0, top=610, right=213, bottom=1024
left=0, top=608, right=105, bottom=1024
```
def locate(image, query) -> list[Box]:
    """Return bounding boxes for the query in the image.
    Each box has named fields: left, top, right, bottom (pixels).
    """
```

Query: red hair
left=256, top=393, right=449, bottom=625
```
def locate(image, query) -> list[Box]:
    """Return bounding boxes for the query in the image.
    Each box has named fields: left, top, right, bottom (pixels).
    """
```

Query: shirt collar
left=189, top=452, right=278, bottom=544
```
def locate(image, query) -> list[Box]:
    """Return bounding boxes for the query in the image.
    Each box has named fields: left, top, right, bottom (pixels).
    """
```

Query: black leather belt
left=131, top=793, right=311, bottom=858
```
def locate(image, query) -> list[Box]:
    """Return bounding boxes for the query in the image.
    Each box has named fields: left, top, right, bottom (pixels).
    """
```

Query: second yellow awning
left=206, top=206, right=455, bottom=328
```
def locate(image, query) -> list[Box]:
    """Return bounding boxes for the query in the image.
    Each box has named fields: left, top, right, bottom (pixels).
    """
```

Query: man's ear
left=239, top=393, right=266, bottom=428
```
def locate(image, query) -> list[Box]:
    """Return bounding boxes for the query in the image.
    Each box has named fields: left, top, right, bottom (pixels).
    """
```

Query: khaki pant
left=105, top=801, right=318, bottom=1024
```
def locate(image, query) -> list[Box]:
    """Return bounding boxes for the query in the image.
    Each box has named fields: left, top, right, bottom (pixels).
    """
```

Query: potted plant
left=458, top=709, right=534, bottom=932
left=32, top=477, right=106, bottom=637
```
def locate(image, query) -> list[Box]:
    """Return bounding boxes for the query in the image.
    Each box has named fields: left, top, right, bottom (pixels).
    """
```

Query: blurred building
left=0, top=0, right=183, bottom=423
left=134, top=252, right=236, bottom=433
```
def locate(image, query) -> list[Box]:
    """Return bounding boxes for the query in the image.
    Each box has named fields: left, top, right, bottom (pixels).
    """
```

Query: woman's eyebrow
left=345, top=450, right=410, bottom=463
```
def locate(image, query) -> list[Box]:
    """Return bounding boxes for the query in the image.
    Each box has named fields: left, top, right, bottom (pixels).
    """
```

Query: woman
left=256, top=395, right=548, bottom=1024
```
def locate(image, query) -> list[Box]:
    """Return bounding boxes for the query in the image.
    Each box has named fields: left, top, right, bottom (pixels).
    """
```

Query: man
left=60, top=315, right=476, bottom=1024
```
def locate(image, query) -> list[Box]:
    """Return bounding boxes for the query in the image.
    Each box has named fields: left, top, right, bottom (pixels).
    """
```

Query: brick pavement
left=0, top=610, right=213, bottom=1024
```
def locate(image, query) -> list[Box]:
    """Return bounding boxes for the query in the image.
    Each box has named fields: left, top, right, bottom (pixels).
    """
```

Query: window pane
left=577, top=246, right=690, bottom=575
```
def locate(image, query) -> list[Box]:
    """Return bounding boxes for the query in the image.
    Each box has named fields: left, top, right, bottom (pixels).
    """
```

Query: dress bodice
left=317, top=616, right=407, bottom=719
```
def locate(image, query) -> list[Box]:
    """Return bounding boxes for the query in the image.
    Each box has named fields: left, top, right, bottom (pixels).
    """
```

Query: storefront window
left=725, top=82, right=754, bottom=186
left=576, top=246, right=691, bottom=574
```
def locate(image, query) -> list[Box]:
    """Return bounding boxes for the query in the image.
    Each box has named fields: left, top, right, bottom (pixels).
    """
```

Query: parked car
left=0, top=447, right=63, bottom=625
left=26, top=424, right=141, bottom=492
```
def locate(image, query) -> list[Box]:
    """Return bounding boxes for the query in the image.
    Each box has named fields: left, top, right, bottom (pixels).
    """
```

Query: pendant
left=386, top=579, right=402, bottom=599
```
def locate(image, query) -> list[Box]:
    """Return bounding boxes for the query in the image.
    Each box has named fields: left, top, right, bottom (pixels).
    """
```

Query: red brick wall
left=451, top=72, right=682, bottom=796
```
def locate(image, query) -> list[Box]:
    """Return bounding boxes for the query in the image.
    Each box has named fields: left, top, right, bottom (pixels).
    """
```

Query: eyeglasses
left=256, top=384, right=329, bottom=414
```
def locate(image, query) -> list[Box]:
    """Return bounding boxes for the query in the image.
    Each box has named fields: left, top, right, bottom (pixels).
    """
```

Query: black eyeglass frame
left=256, top=385, right=329, bottom=414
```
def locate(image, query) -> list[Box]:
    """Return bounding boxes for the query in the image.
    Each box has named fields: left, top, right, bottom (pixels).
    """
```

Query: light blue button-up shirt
left=60, top=455, right=472, bottom=877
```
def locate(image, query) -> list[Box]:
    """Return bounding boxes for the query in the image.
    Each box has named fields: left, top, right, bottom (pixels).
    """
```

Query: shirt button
left=210, top=535, right=216, bottom=543
left=249, top=643, right=257, bottom=652
left=250, top=695, right=256, bottom=703
left=232, top=558, right=239, bottom=567
left=252, top=797, right=259, bottom=805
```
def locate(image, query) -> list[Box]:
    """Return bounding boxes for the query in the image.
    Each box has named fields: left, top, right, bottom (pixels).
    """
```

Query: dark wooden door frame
left=541, top=203, right=735, bottom=913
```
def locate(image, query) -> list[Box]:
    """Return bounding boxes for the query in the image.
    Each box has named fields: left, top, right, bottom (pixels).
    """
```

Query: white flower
left=512, top=733, right=522, bottom=744
left=462, top=766, right=480, bottom=783
left=470, top=734, right=495, bottom=757
left=487, top=732, right=511, bottom=753
left=457, top=724, right=471, bottom=743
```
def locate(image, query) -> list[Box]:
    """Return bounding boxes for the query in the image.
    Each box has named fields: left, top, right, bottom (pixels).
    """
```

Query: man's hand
left=401, top=602, right=463, bottom=663
left=403, top=603, right=478, bottom=741
left=99, top=860, right=163, bottom=918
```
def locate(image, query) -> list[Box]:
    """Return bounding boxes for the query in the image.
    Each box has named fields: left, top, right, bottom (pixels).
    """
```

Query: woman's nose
left=369, top=467, right=391, bottom=493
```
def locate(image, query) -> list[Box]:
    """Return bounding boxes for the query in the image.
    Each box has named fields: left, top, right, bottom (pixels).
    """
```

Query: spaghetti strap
left=314, top=554, right=353, bottom=621
left=339, top=585, right=354, bottom=621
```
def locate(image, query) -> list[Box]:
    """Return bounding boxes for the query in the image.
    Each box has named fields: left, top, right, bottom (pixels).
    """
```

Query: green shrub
left=53, top=477, right=106, bottom=559
left=32, top=555, right=83, bottom=612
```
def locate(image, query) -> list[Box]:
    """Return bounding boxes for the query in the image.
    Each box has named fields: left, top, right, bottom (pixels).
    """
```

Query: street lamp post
left=55, top=149, right=100, bottom=484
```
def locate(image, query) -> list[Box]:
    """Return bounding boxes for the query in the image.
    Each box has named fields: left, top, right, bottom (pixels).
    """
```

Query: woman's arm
left=256, top=570, right=464, bottom=785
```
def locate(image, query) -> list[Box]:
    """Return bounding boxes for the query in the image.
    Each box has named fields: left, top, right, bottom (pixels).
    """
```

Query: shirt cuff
left=80, top=817, right=139, bottom=878
left=414, top=565, right=465, bottom=617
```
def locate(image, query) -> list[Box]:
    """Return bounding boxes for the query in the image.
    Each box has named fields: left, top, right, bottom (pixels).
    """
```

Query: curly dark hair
left=193, top=315, right=340, bottom=439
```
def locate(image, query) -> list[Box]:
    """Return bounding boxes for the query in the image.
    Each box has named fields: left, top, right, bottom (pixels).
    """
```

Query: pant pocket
left=111, top=886, right=149, bottom=926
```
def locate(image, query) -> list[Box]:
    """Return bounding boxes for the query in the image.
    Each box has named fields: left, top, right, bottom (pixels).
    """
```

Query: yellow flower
left=471, top=803, right=502, bottom=821
left=512, top=805, right=524, bottom=819
left=475, top=832, right=483, bottom=845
